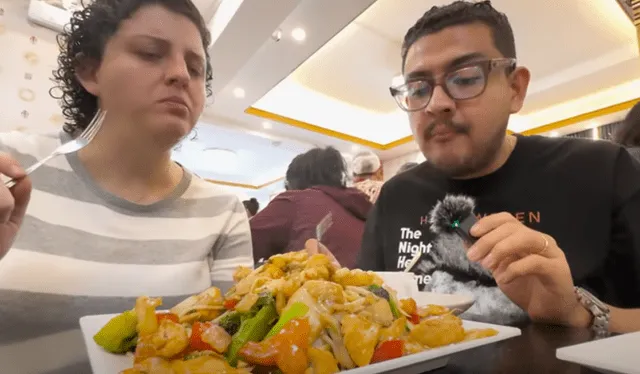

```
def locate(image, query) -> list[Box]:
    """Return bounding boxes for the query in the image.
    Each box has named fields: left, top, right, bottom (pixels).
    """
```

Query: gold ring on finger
left=538, top=235, right=549, bottom=255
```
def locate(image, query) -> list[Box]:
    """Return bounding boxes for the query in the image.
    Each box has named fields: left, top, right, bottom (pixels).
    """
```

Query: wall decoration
left=0, top=1, right=64, bottom=134
left=0, top=7, right=4, bottom=16
left=49, top=113, right=64, bottom=125
left=18, top=88, right=36, bottom=102
left=24, top=51, right=39, bottom=65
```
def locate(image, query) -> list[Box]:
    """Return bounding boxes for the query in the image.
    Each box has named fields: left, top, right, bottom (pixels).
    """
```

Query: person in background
left=352, top=150, right=385, bottom=203
left=0, top=1, right=253, bottom=373
left=396, top=161, right=419, bottom=175
left=251, top=146, right=372, bottom=268
left=613, top=101, right=640, bottom=161
left=243, top=197, right=260, bottom=218
left=358, top=0, right=639, bottom=333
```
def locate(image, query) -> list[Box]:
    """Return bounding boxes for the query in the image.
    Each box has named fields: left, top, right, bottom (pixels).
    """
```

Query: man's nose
left=424, top=85, right=455, bottom=115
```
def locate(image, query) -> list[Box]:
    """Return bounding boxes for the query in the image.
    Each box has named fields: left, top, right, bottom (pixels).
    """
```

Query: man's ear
left=74, top=54, right=100, bottom=96
left=509, top=66, right=530, bottom=114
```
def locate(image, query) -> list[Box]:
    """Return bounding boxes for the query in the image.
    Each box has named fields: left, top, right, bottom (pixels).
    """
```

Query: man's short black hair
left=401, top=1, right=516, bottom=71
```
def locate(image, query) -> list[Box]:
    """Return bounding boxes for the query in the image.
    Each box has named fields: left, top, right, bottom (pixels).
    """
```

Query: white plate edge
left=556, top=332, right=640, bottom=374
left=81, top=315, right=521, bottom=374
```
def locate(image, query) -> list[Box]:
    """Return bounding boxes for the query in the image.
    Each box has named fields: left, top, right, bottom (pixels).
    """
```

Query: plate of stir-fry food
left=80, top=250, right=521, bottom=374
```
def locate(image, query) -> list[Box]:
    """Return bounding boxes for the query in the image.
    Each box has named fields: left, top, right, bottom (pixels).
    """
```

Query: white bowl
left=374, top=271, right=420, bottom=299
left=413, top=292, right=475, bottom=313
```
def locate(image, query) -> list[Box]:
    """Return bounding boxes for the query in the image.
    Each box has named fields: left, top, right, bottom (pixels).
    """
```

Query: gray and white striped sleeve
left=209, top=197, right=254, bottom=292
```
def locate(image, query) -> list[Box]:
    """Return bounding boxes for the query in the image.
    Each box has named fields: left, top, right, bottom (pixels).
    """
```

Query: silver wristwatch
left=574, top=286, right=611, bottom=338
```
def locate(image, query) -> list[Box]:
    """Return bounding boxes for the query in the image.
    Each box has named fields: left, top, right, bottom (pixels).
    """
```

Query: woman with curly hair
left=0, top=1, right=253, bottom=372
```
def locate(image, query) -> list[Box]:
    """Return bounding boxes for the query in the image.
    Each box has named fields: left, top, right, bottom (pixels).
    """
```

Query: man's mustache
left=425, top=121, right=470, bottom=138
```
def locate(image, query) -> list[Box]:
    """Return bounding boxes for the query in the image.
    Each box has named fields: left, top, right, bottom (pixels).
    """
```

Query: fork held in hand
left=316, top=212, right=333, bottom=243
left=5, top=110, right=106, bottom=188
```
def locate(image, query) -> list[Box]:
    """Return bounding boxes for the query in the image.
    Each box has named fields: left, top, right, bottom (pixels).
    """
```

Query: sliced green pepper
left=265, top=302, right=309, bottom=339
left=226, top=298, right=278, bottom=367
left=93, top=310, right=138, bottom=354
left=218, top=311, right=242, bottom=336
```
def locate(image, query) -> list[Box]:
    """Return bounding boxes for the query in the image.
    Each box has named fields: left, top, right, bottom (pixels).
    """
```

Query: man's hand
left=0, top=153, right=31, bottom=260
left=467, top=212, right=586, bottom=326
left=304, top=239, right=341, bottom=268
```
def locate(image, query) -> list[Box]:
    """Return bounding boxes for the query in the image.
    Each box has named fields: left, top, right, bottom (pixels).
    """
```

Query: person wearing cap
left=352, top=151, right=385, bottom=203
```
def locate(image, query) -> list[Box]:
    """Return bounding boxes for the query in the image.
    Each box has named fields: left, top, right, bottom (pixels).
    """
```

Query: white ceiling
left=3, top=0, right=640, bottom=195
left=208, top=0, right=640, bottom=159
left=172, top=122, right=308, bottom=186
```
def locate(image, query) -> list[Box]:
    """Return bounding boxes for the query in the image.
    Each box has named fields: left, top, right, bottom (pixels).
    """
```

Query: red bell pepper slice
left=371, top=339, right=404, bottom=364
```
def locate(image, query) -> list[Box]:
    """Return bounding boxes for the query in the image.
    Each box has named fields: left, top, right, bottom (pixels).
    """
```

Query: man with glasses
left=358, top=1, right=640, bottom=334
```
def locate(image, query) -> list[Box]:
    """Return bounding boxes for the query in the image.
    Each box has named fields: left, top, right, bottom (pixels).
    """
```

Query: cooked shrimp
left=136, top=320, right=189, bottom=359
left=135, top=296, right=162, bottom=336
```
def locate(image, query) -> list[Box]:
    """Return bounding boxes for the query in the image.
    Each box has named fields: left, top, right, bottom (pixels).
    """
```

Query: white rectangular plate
left=556, top=331, right=640, bottom=374
left=81, top=314, right=521, bottom=374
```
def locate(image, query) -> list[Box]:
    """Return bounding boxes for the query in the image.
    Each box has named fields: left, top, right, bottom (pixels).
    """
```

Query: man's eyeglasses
left=389, top=58, right=517, bottom=112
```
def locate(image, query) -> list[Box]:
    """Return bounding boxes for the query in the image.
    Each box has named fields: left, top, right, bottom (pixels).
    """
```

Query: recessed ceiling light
left=271, top=28, right=283, bottom=42
left=291, top=28, right=306, bottom=42
left=550, top=131, right=559, bottom=137
left=351, top=144, right=360, bottom=152
left=233, top=87, right=245, bottom=98
left=262, top=121, right=272, bottom=129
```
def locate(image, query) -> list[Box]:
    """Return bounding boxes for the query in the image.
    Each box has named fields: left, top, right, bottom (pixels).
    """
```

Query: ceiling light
left=351, top=145, right=360, bottom=152
left=271, top=28, right=283, bottom=42
left=291, top=28, right=306, bottom=42
left=550, top=131, right=559, bottom=137
left=262, top=121, right=272, bottom=129
left=233, top=87, right=245, bottom=98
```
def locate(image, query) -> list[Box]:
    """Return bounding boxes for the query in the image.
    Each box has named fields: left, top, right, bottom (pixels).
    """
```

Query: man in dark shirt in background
left=357, top=1, right=640, bottom=333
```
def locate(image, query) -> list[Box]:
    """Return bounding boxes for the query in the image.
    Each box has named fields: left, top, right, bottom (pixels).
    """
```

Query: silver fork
left=316, top=212, right=333, bottom=242
left=5, top=110, right=106, bottom=188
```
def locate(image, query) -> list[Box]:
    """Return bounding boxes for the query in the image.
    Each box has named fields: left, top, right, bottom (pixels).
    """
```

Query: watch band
left=574, top=286, right=611, bottom=338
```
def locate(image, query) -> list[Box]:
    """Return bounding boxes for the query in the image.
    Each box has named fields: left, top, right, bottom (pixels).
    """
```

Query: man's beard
left=423, top=122, right=507, bottom=179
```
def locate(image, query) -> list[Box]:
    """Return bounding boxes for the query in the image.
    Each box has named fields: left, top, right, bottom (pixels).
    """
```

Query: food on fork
left=93, top=250, right=498, bottom=373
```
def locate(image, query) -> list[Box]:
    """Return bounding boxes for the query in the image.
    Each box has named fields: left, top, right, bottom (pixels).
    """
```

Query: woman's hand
left=0, top=153, right=31, bottom=260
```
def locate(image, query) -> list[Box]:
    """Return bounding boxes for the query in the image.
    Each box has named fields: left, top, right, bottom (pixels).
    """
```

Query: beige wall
left=383, top=151, right=425, bottom=180
left=0, top=0, right=65, bottom=134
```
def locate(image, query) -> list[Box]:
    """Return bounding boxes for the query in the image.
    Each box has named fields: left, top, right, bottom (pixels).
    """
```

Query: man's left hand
left=467, top=212, right=590, bottom=327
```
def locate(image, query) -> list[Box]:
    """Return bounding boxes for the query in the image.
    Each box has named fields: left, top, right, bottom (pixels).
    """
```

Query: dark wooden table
left=430, top=323, right=601, bottom=373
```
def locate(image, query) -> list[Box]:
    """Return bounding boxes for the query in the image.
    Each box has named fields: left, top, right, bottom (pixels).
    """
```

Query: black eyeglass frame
left=389, top=58, right=517, bottom=112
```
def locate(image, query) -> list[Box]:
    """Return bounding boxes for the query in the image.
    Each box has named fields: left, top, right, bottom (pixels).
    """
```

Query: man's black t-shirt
left=357, top=135, right=640, bottom=324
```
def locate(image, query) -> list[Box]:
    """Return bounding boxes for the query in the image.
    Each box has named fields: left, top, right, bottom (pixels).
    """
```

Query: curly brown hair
left=50, top=0, right=213, bottom=135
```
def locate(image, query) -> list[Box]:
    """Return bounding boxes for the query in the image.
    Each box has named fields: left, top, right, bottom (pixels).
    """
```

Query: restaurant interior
left=1, top=0, right=639, bottom=373
left=3, top=0, right=638, bottom=207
